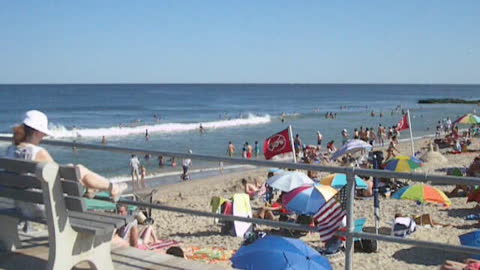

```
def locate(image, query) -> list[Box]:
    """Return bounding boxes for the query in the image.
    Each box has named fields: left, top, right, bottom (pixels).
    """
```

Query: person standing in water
left=227, top=141, right=236, bottom=157
left=145, top=129, right=150, bottom=141
left=199, top=124, right=205, bottom=134
left=254, top=141, right=260, bottom=158
left=245, top=142, right=253, bottom=159
left=182, top=150, right=192, bottom=181
left=317, top=131, right=323, bottom=147
left=129, top=154, right=141, bottom=189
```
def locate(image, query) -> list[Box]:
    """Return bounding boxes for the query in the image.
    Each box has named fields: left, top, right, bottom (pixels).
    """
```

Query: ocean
left=0, top=84, right=478, bottom=182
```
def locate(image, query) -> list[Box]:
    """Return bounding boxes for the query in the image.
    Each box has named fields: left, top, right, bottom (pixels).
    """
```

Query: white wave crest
left=49, top=114, right=271, bottom=138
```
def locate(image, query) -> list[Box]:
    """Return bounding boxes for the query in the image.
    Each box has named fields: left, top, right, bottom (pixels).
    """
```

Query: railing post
left=344, top=169, right=355, bottom=270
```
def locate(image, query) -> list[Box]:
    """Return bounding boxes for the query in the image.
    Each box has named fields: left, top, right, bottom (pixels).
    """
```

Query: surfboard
left=232, top=193, right=252, bottom=238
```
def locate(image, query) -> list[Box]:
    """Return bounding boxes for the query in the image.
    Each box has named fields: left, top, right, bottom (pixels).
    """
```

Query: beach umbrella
left=231, top=235, right=333, bottom=270
left=331, top=139, right=372, bottom=161
left=382, top=156, right=422, bottom=173
left=267, top=172, right=314, bottom=192
left=320, top=173, right=368, bottom=189
left=392, top=184, right=451, bottom=207
left=453, top=113, right=480, bottom=125
left=282, top=184, right=338, bottom=215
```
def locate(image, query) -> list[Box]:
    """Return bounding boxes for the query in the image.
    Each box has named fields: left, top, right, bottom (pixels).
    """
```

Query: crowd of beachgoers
left=4, top=109, right=480, bottom=270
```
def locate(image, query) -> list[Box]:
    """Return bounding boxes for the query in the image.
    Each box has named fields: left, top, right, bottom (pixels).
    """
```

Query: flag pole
left=407, top=110, right=415, bottom=156
left=288, top=125, right=297, bottom=163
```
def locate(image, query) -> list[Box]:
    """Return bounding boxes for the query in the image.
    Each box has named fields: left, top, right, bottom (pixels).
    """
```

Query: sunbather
left=6, top=110, right=127, bottom=218
left=241, top=178, right=265, bottom=200
left=113, top=205, right=158, bottom=249
left=440, top=258, right=480, bottom=270
left=255, top=194, right=287, bottom=220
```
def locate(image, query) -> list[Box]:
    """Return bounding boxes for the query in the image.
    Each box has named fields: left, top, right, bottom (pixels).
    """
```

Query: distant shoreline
left=418, top=98, right=480, bottom=104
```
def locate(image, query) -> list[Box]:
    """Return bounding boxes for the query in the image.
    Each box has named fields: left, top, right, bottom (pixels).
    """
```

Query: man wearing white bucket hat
left=6, top=110, right=127, bottom=218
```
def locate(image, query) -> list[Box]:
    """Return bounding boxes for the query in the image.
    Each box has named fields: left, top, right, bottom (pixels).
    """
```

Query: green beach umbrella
left=453, top=113, right=480, bottom=125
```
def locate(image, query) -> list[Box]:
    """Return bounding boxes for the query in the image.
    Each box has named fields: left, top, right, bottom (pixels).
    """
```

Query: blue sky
left=0, top=1, right=479, bottom=84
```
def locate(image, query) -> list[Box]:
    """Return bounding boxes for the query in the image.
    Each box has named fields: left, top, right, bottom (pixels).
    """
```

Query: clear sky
left=1, top=1, right=479, bottom=84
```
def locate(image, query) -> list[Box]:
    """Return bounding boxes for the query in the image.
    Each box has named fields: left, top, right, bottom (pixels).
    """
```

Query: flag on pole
left=263, top=127, right=293, bottom=160
left=396, top=113, right=410, bottom=131
left=313, top=187, right=347, bottom=241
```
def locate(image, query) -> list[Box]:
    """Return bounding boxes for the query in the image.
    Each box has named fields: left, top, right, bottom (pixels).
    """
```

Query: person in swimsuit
left=385, top=136, right=400, bottom=160
left=245, top=142, right=253, bottom=159
left=112, top=205, right=158, bottom=249
left=254, top=141, right=260, bottom=158
left=227, top=141, right=236, bottom=157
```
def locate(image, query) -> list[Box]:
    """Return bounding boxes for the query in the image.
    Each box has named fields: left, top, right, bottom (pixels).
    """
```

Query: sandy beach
left=149, top=136, right=480, bottom=270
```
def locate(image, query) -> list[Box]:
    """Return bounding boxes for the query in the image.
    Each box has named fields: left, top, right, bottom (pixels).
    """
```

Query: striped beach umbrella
left=282, top=184, right=338, bottom=215
left=392, top=184, right=451, bottom=207
left=382, top=156, right=422, bottom=173
left=453, top=113, right=480, bottom=125
left=320, top=173, right=368, bottom=189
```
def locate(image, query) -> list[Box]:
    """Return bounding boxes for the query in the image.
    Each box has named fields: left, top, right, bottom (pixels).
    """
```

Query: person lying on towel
left=112, top=204, right=159, bottom=250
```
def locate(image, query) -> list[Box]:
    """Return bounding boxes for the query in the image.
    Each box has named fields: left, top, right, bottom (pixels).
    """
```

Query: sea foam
left=48, top=113, right=271, bottom=138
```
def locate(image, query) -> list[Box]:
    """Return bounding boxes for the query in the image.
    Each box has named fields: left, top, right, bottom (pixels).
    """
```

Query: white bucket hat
left=23, top=110, right=53, bottom=136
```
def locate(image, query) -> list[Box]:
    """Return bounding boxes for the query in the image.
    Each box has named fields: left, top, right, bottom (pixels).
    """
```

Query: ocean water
left=0, top=84, right=478, bottom=181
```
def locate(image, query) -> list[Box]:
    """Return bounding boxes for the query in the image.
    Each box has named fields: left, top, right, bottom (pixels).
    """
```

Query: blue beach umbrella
left=231, top=235, right=333, bottom=270
left=320, top=173, right=368, bottom=190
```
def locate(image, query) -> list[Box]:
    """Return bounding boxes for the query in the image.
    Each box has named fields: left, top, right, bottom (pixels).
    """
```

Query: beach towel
left=232, top=193, right=253, bottom=238
left=147, top=239, right=182, bottom=251
left=183, top=246, right=236, bottom=264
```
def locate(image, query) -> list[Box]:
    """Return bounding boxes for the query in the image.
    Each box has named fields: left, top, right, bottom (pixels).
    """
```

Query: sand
left=149, top=137, right=480, bottom=269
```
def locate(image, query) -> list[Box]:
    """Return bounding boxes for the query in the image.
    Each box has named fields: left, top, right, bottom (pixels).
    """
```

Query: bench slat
left=0, top=172, right=39, bottom=189
left=0, top=208, right=115, bottom=236
left=59, top=166, right=80, bottom=181
left=69, top=211, right=132, bottom=229
left=69, top=217, right=114, bottom=235
left=0, top=186, right=87, bottom=212
left=0, top=172, right=83, bottom=197
left=62, top=180, right=84, bottom=197
left=0, top=158, right=38, bottom=174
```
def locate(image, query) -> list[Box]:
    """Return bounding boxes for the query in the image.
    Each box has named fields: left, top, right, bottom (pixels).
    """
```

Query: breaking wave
left=48, top=114, right=271, bottom=138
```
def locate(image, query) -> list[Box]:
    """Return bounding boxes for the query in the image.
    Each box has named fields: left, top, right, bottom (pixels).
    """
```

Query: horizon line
left=1, top=82, right=480, bottom=86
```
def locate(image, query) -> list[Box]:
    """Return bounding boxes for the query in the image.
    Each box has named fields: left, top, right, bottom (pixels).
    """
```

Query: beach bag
left=393, top=217, right=416, bottom=237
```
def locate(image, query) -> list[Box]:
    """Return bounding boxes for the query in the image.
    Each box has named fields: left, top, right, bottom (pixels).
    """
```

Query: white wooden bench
left=0, top=157, right=134, bottom=270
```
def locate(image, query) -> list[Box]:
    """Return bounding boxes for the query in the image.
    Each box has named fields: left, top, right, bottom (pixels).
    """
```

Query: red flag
left=396, top=113, right=409, bottom=131
left=263, top=128, right=293, bottom=160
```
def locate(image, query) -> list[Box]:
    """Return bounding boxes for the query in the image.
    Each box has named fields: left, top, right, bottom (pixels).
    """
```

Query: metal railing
left=1, top=136, right=480, bottom=270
